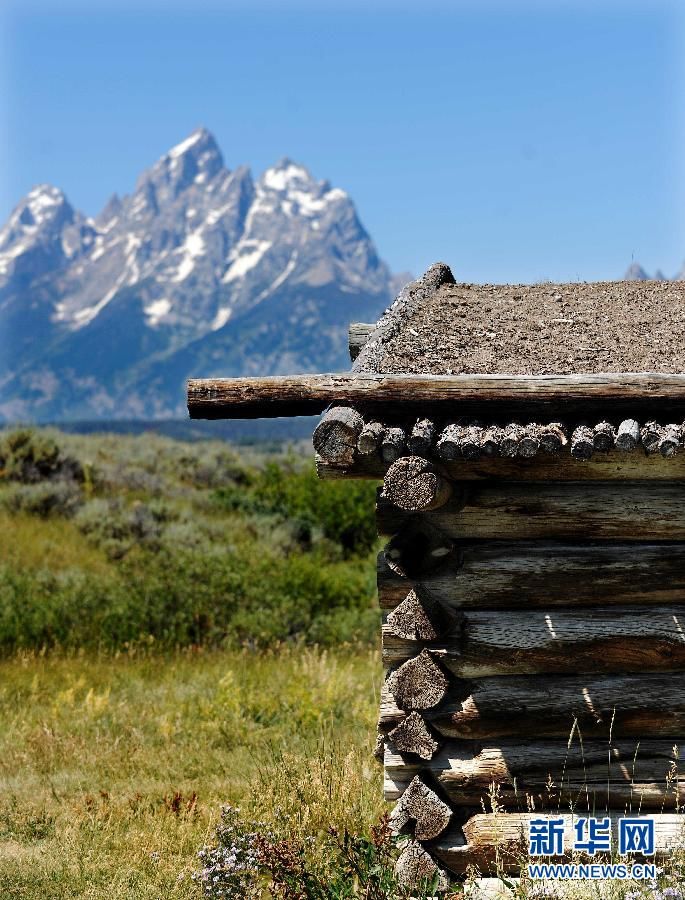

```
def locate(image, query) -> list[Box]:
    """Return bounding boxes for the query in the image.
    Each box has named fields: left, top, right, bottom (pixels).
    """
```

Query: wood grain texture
left=348, top=322, right=376, bottom=361
left=382, top=606, right=685, bottom=676
left=317, top=448, right=685, bottom=480
left=382, top=456, right=452, bottom=512
left=187, top=372, right=685, bottom=419
left=389, top=775, right=452, bottom=840
left=432, top=814, right=685, bottom=876
left=312, top=407, right=363, bottom=465
left=377, top=541, right=685, bottom=610
left=383, top=739, right=685, bottom=809
left=377, top=482, right=685, bottom=542
left=376, top=543, right=685, bottom=610
left=379, top=673, right=685, bottom=739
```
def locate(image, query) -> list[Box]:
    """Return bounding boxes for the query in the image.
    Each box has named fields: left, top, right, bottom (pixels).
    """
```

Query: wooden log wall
left=326, top=409, right=685, bottom=884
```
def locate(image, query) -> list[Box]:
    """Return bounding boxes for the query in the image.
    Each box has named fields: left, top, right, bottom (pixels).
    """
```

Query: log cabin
left=187, top=263, right=685, bottom=885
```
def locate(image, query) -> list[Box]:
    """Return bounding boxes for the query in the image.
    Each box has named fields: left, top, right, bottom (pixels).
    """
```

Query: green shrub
left=214, top=460, right=378, bottom=558
left=0, top=428, right=83, bottom=484
left=0, top=480, right=83, bottom=518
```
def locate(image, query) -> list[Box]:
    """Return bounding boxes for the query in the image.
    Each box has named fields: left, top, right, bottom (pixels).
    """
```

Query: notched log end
left=386, top=649, right=450, bottom=711
left=395, top=840, right=450, bottom=891
left=387, top=711, right=441, bottom=760
left=386, top=589, right=456, bottom=641
left=389, top=775, right=453, bottom=841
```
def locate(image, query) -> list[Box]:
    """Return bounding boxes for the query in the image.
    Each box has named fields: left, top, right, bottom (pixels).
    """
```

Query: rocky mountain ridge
left=0, top=128, right=405, bottom=421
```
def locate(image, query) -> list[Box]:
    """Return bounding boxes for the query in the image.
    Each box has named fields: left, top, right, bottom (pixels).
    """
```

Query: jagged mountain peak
left=1, top=184, right=72, bottom=246
left=0, top=129, right=400, bottom=421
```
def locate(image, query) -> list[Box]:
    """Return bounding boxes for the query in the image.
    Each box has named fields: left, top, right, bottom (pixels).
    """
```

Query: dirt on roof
left=357, top=266, right=685, bottom=376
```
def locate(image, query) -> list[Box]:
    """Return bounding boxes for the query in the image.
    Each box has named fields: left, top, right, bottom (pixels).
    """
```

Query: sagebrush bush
left=0, top=428, right=83, bottom=484
left=0, top=480, right=83, bottom=518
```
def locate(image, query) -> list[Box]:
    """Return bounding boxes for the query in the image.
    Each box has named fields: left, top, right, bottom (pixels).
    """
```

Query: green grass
left=0, top=646, right=384, bottom=898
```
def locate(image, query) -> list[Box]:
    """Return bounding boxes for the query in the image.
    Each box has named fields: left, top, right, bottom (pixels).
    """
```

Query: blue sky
left=2, top=0, right=684, bottom=283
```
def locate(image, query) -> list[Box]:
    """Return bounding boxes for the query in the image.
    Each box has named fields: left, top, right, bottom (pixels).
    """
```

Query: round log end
left=383, top=456, right=453, bottom=512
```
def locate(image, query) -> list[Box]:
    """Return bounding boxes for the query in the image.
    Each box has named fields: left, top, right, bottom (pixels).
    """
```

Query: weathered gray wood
left=381, top=426, right=406, bottom=463
left=377, top=482, right=685, bottom=542
left=383, top=521, right=455, bottom=579
left=540, top=421, right=568, bottom=453
left=389, top=775, right=452, bottom=840
left=436, top=423, right=466, bottom=461
left=616, top=418, right=641, bottom=450
left=382, top=605, right=685, bottom=676
left=377, top=543, right=685, bottom=610
left=317, top=447, right=685, bottom=480
left=433, top=814, right=685, bottom=876
left=379, top=673, right=685, bottom=739
left=395, top=840, right=449, bottom=891
left=348, top=322, right=376, bottom=361
left=387, top=712, right=440, bottom=760
left=384, top=739, right=685, bottom=808
left=571, top=424, right=594, bottom=460
left=660, top=424, right=683, bottom=458
left=407, top=419, right=436, bottom=456
left=357, top=420, right=384, bottom=455
left=500, top=423, right=524, bottom=458
left=382, top=456, right=452, bottom=512
left=593, top=420, right=616, bottom=451
left=480, top=425, right=502, bottom=457
left=517, top=425, right=541, bottom=459
left=386, top=650, right=450, bottom=710
left=188, top=372, right=685, bottom=419
left=312, top=407, right=363, bottom=465
left=459, top=423, right=484, bottom=460
left=385, top=590, right=455, bottom=641
left=642, top=421, right=662, bottom=455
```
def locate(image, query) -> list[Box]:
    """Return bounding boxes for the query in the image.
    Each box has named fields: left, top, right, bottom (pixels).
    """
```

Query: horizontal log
left=384, top=739, right=685, bottom=809
left=317, top=448, right=685, bottom=480
left=377, top=483, right=685, bottom=542
left=433, top=814, right=685, bottom=876
left=379, top=672, right=685, bottom=739
left=187, top=372, right=685, bottom=419
left=382, top=605, right=685, bottom=676
left=348, top=322, right=376, bottom=361
left=377, top=543, right=685, bottom=610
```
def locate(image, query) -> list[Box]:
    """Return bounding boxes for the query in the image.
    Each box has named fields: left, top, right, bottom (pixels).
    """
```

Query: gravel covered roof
left=355, top=263, right=685, bottom=376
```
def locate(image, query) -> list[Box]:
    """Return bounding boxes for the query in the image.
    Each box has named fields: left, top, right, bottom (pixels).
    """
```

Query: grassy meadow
left=0, top=428, right=393, bottom=898
left=0, top=646, right=383, bottom=898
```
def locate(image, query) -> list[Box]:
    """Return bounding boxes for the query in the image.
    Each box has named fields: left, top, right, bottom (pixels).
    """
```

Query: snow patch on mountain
left=0, top=128, right=401, bottom=421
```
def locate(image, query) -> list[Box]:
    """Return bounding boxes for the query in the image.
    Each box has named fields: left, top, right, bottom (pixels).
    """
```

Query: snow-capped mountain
left=0, top=128, right=404, bottom=421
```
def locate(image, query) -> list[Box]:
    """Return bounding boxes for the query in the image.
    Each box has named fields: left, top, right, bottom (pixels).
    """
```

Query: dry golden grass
left=0, top=646, right=384, bottom=899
